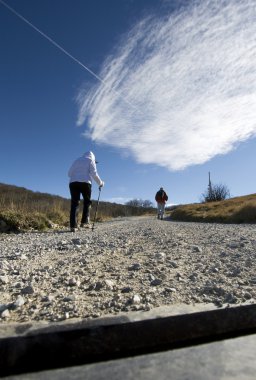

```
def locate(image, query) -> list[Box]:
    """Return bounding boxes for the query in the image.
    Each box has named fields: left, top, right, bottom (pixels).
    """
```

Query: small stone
left=68, top=278, right=81, bottom=287
left=105, top=280, right=114, bottom=289
left=0, top=276, right=9, bottom=284
left=192, top=246, right=202, bottom=253
left=129, top=263, right=141, bottom=271
left=189, top=274, right=198, bottom=282
left=42, top=295, right=55, bottom=303
left=14, top=295, right=25, bottom=308
left=155, top=252, right=166, bottom=261
left=0, top=304, right=8, bottom=312
left=88, top=282, right=103, bottom=291
left=150, top=279, right=162, bottom=286
left=165, top=287, right=177, bottom=293
left=39, top=310, right=49, bottom=316
left=63, top=295, right=77, bottom=302
left=72, top=238, right=82, bottom=246
left=43, top=265, right=52, bottom=271
left=214, top=300, right=223, bottom=307
left=148, top=274, right=155, bottom=281
left=132, top=294, right=141, bottom=304
left=169, top=261, right=178, bottom=268
left=121, top=287, right=133, bottom=293
left=228, top=242, right=240, bottom=249
left=244, top=292, right=252, bottom=300
left=1, top=309, right=10, bottom=318
left=21, top=285, right=35, bottom=295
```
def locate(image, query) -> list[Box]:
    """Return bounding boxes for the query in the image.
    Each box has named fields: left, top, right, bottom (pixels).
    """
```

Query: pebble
left=132, top=294, right=141, bottom=304
left=0, top=216, right=255, bottom=324
left=155, top=252, right=166, bottom=261
left=0, top=276, right=9, bottom=284
left=14, top=295, right=25, bottom=308
left=192, top=246, right=202, bottom=253
left=1, top=309, right=10, bottom=318
left=105, top=280, right=115, bottom=289
left=21, top=285, right=35, bottom=295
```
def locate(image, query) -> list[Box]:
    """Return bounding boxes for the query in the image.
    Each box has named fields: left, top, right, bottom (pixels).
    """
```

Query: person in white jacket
left=68, top=151, right=104, bottom=232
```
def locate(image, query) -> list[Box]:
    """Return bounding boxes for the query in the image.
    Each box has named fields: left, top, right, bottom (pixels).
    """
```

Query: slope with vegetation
left=0, top=183, right=155, bottom=232
left=170, top=193, right=256, bottom=224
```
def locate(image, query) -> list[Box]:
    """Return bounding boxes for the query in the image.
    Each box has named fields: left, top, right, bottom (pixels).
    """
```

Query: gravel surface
left=0, top=216, right=255, bottom=324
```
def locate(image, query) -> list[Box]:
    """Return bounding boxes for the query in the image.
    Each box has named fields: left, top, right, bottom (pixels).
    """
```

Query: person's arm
left=89, top=161, right=104, bottom=187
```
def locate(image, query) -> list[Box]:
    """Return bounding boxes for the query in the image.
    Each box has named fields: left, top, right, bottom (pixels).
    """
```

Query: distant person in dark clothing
left=155, top=187, right=168, bottom=220
left=68, top=151, right=104, bottom=232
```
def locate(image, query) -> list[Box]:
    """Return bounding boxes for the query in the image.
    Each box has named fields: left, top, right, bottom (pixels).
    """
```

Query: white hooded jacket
left=68, top=151, right=103, bottom=186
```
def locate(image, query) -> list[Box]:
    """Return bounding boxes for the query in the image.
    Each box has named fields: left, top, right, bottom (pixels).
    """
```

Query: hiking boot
left=70, top=227, right=78, bottom=232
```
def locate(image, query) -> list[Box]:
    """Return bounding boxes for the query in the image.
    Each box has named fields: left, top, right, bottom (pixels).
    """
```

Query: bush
left=0, top=211, right=52, bottom=232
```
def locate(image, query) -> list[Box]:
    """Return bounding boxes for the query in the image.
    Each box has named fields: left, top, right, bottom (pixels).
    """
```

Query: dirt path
left=0, top=216, right=255, bottom=323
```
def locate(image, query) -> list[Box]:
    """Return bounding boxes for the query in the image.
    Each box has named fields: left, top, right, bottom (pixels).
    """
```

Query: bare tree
left=125, top=199, right=154, bottom=208
left=202, top=183, right=230, bottom=202
left=142, top=200, right=154, bottom=208
left=125, top=199, right=142, bottom=207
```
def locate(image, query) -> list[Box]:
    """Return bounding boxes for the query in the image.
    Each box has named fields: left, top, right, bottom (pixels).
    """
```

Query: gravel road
left=0, top=216, right=255, bottom=324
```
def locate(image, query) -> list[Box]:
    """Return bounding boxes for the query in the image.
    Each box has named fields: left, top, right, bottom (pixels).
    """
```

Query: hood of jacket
left=83, top=151, right=96, bottom=162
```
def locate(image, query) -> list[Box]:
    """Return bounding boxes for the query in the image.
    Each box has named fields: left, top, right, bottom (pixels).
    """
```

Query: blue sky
left=1, top=0, right=255, bottom=206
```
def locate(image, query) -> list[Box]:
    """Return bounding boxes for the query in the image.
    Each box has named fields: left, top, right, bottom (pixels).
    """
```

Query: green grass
left=170, top=194, right=256, bottom=224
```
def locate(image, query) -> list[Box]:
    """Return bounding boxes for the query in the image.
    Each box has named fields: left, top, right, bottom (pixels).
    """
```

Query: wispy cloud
left=77, top=0, right=256, bottom=171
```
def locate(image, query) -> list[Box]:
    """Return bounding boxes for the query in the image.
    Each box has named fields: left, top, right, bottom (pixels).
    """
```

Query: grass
left=1, top=183, right=254, bottom=231
left=170, top=193, right=256, bottom=224
left=0, top=183, right=155, bottom=232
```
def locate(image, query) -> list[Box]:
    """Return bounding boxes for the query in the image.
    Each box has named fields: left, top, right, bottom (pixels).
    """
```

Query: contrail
left=0, top=0, right=136, bottom=108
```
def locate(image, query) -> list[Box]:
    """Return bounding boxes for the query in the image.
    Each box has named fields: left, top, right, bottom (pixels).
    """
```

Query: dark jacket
left=155, top=189, right=168, bottom=204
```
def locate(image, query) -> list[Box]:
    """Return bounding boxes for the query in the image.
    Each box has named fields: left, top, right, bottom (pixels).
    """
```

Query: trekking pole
left=92, top=187, right=101, bottom=231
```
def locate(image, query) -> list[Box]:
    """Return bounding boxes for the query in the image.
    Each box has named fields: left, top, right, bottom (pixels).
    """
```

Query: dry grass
left=0, top=183, right=155, bottom=232
left=171, top=193, right=256, bottom=224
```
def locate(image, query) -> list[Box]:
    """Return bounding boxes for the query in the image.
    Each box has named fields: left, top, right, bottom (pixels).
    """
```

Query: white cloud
left=104, top=197, right=132, bottom=205
left=77, top=0, right=256, bottom=171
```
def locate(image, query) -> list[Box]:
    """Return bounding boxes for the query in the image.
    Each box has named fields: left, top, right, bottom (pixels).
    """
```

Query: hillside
left=170, top=193, right=256, bottom=224
left=0, top=183, right=155, bottom=232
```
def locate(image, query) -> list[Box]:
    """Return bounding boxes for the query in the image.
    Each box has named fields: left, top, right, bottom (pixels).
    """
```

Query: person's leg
left=69, top=182, right=81, bottom=229
left=157, top=203, right=161, bottom=219
left=160, top=203, right=165, bottom=219
left=80, top=182, right=92, bottom=225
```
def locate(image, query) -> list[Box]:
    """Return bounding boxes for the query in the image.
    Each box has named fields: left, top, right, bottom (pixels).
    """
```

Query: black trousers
left=69, top=182, right=92, bottom=228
